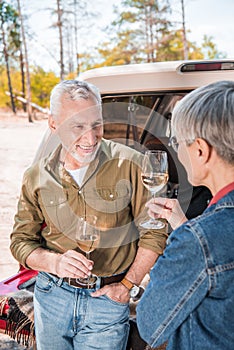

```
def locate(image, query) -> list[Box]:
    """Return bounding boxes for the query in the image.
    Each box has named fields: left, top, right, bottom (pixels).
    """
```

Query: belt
left=63, top=271, right=126, bottom=289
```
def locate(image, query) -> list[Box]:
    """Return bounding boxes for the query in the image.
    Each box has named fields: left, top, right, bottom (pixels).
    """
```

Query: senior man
left=10, top=80, right=167, bottom=350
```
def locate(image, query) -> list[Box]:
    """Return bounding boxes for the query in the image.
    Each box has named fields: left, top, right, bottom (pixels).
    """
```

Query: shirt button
left=78, top=190, right=82, bottom=195
left=110, top=194, right=114, bottom=198
left=50, top=200, right=54, bottom=204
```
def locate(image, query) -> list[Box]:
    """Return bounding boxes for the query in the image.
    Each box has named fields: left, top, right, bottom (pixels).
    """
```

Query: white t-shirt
left=67, top=165, right=88, bottom=187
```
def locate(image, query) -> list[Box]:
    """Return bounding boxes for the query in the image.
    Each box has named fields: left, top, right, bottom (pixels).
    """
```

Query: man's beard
left=63, top=141, right=100, bottom=166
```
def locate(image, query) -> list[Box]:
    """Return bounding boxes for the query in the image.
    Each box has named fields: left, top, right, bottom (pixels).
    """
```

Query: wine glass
left=75, top=215, right=100, bottom=287
left=140, top=150, right=168, bottom=229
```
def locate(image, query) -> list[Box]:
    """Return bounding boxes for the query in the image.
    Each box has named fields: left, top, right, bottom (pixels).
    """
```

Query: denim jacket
left=137, top=190, right=234, bottom=350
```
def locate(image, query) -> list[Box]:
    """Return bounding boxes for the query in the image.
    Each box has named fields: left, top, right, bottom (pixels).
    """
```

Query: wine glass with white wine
left=75, top=215, right=100, bottom=287
left=140, top=150, right=169, bottom=229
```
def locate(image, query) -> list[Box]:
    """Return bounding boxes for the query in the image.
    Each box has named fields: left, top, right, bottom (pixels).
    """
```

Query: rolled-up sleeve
left=10, top=168, right=44, bottom=267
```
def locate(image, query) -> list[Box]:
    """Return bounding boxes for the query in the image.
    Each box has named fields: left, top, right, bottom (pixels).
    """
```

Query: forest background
left=0, top=0, right=234, bottom=122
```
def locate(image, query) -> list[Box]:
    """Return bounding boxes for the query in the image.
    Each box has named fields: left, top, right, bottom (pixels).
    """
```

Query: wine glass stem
left=151, top=192, right=157, bottom=222
left=85, top=252, right=92, bottom=288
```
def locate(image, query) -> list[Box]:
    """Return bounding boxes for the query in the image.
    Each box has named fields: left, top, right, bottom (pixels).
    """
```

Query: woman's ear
left=48, top=114, right=57, bottom=132
left=195, top=138, right=212, bottom=164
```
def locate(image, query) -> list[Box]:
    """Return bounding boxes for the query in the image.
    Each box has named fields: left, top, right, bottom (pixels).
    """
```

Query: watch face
left=130, top=285, right=140, bottom=298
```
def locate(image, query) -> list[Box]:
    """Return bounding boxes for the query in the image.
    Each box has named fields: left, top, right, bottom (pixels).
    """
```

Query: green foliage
left=0, top=65, right=11, bottom=107
left=30, top=66, right=59, bottom=108
left=0, top=64, right=59, bottom=108
left=85, top=0, right=225, bottom=68
left=94, top=30, right=142, bottom=68
left=201, top=35, right=226, bottom=59
left=112, top=0, right=172, bottom=62
left=0, top=1, right=21, bottom=62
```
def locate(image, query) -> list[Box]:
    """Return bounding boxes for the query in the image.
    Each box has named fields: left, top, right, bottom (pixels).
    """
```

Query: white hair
left=172, top=80, right=234, bottom=164
left=50, top=80, right=102, bottom=117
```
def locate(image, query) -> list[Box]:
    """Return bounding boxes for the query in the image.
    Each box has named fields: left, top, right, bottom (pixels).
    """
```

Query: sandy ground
left=0, top=112, right=48, bottom=348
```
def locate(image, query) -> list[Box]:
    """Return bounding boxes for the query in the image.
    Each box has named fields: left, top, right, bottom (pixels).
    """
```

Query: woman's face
left=177, top=140, right=201, bottom=187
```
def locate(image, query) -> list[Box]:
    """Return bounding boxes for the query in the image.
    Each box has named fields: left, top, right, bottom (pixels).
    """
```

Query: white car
left=79, top=59, right=234, bottom=219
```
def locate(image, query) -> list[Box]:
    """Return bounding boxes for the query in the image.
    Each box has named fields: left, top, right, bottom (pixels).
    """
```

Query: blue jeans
left=34, top=272, right=130, bottom=350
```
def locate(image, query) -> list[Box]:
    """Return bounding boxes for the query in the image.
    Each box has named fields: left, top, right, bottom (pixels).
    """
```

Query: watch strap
left=120, top=277, right=134, bottom=290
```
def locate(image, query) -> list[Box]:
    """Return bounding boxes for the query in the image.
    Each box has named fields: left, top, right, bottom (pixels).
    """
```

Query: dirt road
left=0, top=113, right=47, bottom=348
left=0, top=114, right=47, bottom=280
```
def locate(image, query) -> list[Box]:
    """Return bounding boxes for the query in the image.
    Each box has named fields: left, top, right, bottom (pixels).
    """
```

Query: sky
left=25, top=0, right=234, bottom=75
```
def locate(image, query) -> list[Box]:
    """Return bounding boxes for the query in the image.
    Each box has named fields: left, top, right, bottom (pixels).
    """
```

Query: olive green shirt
left=10, top=139, right=168, bottom=276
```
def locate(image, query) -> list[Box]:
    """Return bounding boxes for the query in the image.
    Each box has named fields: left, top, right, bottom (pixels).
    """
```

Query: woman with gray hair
left=137, top=80, right=234, bottom=349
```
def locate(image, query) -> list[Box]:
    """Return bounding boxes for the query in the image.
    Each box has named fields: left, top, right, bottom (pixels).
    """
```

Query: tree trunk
left=17, top=0, right=33, bottom=122
left=19, top=45, right=26, bottom=112
left=144, top=4, right=150, bottom=63
left=73, top=0, right=80, bottom=76
left=57, top=0, right=65, bottom=80
left=0, top=10, right=16, bottom=114
left=181, top=0, right=188, bottom=60
left=149, top=6, right=155, bottom=62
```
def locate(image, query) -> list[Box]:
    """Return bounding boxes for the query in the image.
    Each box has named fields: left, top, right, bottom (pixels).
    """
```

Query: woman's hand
left=145, top=197, right=187, bottom=230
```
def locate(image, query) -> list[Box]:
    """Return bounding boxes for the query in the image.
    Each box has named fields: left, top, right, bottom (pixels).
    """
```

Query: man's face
left=50, top=97, right=103, bottom=166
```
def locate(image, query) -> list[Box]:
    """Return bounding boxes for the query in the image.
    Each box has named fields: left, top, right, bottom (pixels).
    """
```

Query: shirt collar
left=208, top=182, right=234, bottom=207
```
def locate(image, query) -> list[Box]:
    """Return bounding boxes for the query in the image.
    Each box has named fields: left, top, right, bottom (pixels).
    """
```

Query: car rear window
left=102, top=92, right=186, bottom=148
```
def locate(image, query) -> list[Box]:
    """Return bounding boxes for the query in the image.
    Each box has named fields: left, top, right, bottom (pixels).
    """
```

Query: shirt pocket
left=38, top=189, right=78, bottom=237
left=84, top=185, right=132, bottom=228
left=86, top=186, right=131, bottom=212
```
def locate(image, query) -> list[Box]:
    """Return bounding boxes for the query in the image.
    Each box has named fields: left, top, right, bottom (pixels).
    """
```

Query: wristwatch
left=120, top=277, right=145, bottom=301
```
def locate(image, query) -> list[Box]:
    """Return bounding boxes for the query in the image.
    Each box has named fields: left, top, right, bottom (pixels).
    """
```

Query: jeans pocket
left=103, top=294, right=129, bottom=307
left=35, top=273, right=55, bottom=294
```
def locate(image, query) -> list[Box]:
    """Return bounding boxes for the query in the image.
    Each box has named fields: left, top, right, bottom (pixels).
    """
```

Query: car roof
left=79, top=59, right=234, bottom=94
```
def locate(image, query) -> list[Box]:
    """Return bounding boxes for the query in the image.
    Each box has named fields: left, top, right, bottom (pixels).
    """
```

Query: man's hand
left=91, top=283, right=130, bottom=304
left=26, top=248, right=93, bottom=278
left=92, top=247, right=158, bottom=305
left=146, top=197, right=187, bottom=230
left=55, top=250, right=94, bottom=278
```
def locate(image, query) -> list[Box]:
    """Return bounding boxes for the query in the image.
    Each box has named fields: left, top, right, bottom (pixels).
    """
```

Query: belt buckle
left=68, top=278, right=96, bottom=289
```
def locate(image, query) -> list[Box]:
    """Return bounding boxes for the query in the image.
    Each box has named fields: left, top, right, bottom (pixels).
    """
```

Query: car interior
left=102, top=92, right=212, bottom=222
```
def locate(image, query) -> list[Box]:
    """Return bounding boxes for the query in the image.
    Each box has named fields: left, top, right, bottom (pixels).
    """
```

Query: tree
left=0, top=0, right=18, bottom=113
left=17, top=0, right=33, bottom=122
left=154, top=29, right=205, bottom=61
left=56, top=0, right=65, bottom=80
left=93, top=28, right=206, bottom=66
left=0, top=64, right=60, bottom=109
left=46, top=0, right=97, bottom=79
left=111, top=0, right=172, bottom=63
left=89, top=0, right=225, bottom=67
left=30, top=66, right=59, bottom=107
left=18, top=30, right=26, bottom=111
left=201, top=35, right=225, bottom=59
left=180, top=0, right=188, bottom=59
left=93, top=29, right=141, bottom=68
